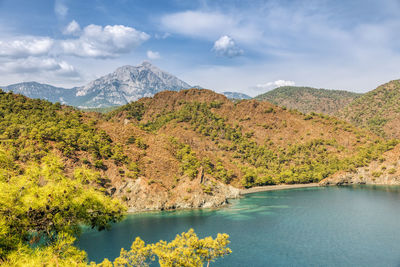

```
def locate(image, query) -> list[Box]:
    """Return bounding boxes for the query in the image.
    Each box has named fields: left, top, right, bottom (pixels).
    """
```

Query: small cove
left=78, top=185, right=400, bottom=266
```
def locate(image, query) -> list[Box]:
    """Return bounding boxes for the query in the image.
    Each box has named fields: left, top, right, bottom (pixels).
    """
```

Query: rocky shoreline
left=126, top=182, right=325, bottom=213
left=320, top=171, right=400, bottom=186
left=125, top=178, right=240, bottom=213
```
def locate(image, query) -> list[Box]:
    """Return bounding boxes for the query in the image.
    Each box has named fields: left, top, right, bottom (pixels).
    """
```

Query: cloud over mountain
left=0, top=20, right=150, bottom=85
left=0, top=37, right=54, bottom=58
left=213, top=35, right=243, bottom=57
left=256, top=80, right=296, bottom=90
left=61, top=23, right=150, bottom=58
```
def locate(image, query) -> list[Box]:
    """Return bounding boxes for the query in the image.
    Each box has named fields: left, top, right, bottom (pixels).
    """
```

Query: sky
left=1, top=0, right=400, bottom=96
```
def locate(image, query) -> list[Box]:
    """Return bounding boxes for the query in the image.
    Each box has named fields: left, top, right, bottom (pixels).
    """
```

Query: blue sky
left=0, top=0, right=400, bottom=95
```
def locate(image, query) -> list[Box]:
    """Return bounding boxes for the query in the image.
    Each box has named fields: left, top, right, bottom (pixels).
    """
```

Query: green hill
left=255, top=86, right=361, bottom=115
left=339, top=79, right=400, bottom=138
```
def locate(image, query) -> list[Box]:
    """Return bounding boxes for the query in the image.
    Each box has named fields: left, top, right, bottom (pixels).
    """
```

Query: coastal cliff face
left=320, top=144, right=400, bottom=186
left=121, top=176, right=240, bottom=213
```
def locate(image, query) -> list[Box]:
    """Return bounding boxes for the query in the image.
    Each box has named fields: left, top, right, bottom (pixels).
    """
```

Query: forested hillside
left=255, top=86, right=360, bottom=115
left=0, top=89, right=231, bottom=266
left=338, top=80, right=400, bottom=138
left=1, top=87, right=398, bottom=211
left=106, top=89, right=396, bottom=192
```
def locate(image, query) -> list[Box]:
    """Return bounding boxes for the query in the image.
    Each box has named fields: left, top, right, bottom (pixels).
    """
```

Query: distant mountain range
left=3, top=82, right=77, bottom=105
left=222, top=92, right=251, bottom=100
left=1, top=61, right=260, bottom=108
left=2, top=61, right=191, bottom=108
left=255, top=86, right=361, bottom=115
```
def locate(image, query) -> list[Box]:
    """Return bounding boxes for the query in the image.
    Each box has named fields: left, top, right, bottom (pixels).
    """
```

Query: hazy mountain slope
left=255, top=86, right=361, bottom=115
left=2, top=81, right=77, bottom=104
left=222, top=91, right=251, bottom=99
left=338, top=80, right=400, bottom=138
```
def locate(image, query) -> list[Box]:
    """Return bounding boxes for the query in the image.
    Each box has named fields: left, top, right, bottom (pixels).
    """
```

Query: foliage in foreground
left=0, top=151, right=126, bottom=260
left=2, top=229, right=231, bottom=267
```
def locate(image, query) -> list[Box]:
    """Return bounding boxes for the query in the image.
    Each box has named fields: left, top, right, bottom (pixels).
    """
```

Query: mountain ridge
left=2, top=61, right=192, bottom=108
left=255, top=86, right=361, bottom=115
left=338, top=79, right=400, bottom=138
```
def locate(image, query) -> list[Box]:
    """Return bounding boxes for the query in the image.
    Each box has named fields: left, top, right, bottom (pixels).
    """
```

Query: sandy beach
left=240, top=183, right=320, bottom=195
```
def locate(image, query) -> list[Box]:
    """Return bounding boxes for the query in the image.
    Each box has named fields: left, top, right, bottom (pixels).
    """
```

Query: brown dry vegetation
left=89, top=89, right=398, bottom=211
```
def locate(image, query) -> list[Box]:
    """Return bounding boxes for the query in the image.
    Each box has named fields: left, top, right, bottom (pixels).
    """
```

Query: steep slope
left=338, top=79, right=400, bottom=138
left=222, top=91, right=251, bottom=100
left=74, top=61, right=191, bottom=108
left=255, top=86, right=360, bottom=115
left=104, top=89, right=396, bottom=208
left=0, top=89, right=238, bottom=213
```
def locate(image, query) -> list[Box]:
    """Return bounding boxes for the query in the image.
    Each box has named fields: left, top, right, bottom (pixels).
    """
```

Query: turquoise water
left=78, top=186, right=400, bottom=266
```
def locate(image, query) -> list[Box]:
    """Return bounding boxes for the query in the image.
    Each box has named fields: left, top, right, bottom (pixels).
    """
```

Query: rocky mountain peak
left=3, top=62, right=192, bottom=108
left=74, top=63, right=191, bottom=107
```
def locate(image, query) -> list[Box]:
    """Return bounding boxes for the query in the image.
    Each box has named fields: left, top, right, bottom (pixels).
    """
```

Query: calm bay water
left=78, top=186, right=400, bottom=266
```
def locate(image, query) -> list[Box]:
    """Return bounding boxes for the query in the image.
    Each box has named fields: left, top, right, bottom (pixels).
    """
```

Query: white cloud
left=63, top=20, right=81, bottom=36
left=147, top=50, right=160, bottom=59
left=61, top=24, right=150, bottom=58
left=212, top=35, right=243, bottom=57
left=256, top=80, right=295, bottom=90
left=0, top=56, right=83, bottom=86
left=0, top=21, right=150, bottom=86
left=0, top=37, right=54, bottom=58
left=0, top=57, right=79, bottom=77
left=54, top=0, right=68, bottom=18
